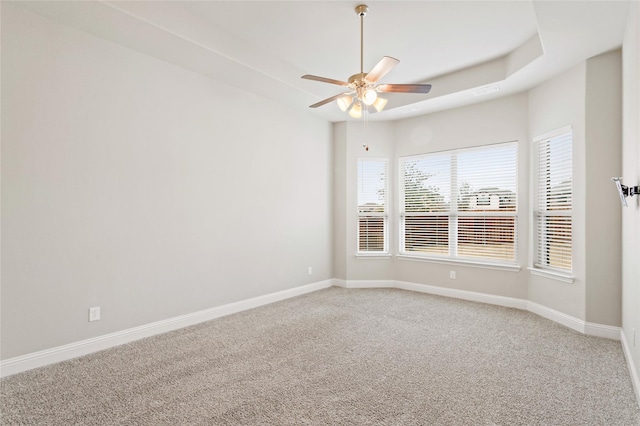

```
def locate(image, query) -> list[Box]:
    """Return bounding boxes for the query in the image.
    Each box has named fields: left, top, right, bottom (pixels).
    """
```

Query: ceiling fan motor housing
left=348, top=72, right=369, bottom=86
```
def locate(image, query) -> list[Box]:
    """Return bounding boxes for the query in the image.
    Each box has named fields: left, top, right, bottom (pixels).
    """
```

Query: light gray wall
left=391, top=94, right=530, bottom=300
left=584, top=50, right=623, bottom=326
left=527, top=51, right=624, bottom=325
left=343, top=121, right=396, bottom=281
left=528, top=63, right=587, bottom=320
left=1, top=5, right=333, bottom=359
left=333, top=123, right=348, bottom=280
left=622, top=1, right=640, bottom=384
left=337, top=94, right=530, bottom=299
left=337, top=56, right=623, bottom=326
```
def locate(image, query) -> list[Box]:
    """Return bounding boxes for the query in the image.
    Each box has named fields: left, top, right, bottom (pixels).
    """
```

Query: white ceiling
left=12, top=1, right=632, bottom=122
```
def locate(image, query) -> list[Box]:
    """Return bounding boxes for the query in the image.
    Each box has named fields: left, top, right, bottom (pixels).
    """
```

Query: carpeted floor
left=1, top=287, right=639, bottom=425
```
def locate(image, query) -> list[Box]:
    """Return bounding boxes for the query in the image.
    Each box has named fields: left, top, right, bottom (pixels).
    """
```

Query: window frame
left=531, top=126, right=574, bottom=279
left=356, top=157, right=390, bottom=256
left=398, top=141, right=519, bottom=267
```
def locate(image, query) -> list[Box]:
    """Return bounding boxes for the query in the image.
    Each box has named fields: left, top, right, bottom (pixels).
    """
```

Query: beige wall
left=1, top=5, right=333, bottom=359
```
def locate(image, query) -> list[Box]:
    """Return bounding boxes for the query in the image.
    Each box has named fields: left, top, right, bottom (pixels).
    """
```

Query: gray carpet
left=1, top=287, right=639, bottom=425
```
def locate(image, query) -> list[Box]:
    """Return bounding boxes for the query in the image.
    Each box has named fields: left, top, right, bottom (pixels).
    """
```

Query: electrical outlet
left=449, top=271, right=456, bottom=279
left=308, top=267, right=313, bottom=275
left=89, top=306, right=100, bottom=322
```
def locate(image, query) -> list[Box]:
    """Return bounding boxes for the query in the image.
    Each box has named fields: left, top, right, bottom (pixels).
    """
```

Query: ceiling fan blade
left=309, top=92, right=351, bottom=108
left=365, top=56, right=400, bottom=83
left=302, top=75, right=349, bottom=87
left=376, top=83, right=432, bottom=94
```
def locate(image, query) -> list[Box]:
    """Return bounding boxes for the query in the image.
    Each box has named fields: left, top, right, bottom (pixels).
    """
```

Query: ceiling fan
left=302, top=4, right=432, bottom=118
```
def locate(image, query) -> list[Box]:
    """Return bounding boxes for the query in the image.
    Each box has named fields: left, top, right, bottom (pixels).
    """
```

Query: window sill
left=396, top=254, right=521, bottom=272
left=355, top=253, right=392, bottom=259
left=528, top=267, right=575, bottom=284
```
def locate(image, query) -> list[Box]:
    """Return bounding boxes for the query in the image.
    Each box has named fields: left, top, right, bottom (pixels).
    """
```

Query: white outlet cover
left=89, top=306, right=101, bottom=322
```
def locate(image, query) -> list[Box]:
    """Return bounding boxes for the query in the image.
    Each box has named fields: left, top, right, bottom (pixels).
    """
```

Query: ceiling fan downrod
left=356, top=4, right=369, bottom=75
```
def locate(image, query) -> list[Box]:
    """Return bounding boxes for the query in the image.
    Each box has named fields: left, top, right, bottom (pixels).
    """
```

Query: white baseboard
left=332, top=278, right=347, bottom=288
left=0, top=280, right=333, bottom=378
left=395, top=280, right=528, bottom=310
left=340, top=279, right=396, bottom=289
left=621, top=330, right=640, bottom=407
left=526, top=301, right=586, bottom=334
left=1, top=278, right=622, bottom=378
left=525, top=302, right=621, bottom=340
left=584, top=322, right=623, bottom=340
left=341, top=279, right=620, bottom=340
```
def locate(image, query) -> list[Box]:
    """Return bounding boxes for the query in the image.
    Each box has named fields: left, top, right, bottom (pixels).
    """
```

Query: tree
left=457, top=182, right=473, bottom=211
left=402, top=162, right=447, bottom=212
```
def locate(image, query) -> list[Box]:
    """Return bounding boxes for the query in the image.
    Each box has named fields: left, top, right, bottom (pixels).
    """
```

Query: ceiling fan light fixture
left=362, top=88, right=378, bottom=105
left=372, top=96, right=388, bottom=112
left=349, top=102, right=363, bottom=118
left=337, top=95, right=354, bottom=112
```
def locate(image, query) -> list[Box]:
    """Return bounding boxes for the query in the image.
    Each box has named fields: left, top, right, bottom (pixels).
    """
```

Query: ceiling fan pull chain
left=362, top=106, right=369, bottom=151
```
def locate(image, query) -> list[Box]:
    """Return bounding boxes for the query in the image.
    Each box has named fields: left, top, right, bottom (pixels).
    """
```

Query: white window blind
left=400, top=142, right=518, bottom=263
left=534, top=130, right=572, bottom=272
left=357, top=158, right=388, bottom=253
left=401, top=153, right=451, bottom=256
left=456, top=144, right=517, bottom=261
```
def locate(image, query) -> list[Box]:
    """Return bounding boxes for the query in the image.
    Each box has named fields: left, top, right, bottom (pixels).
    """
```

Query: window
left=357, top=158, right=389, bottom=254
left=400, top=142, right=518, bottom=263
left=533, top=128, right=572, bottom=272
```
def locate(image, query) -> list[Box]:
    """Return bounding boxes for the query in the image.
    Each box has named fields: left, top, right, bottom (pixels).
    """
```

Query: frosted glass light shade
left=349, top=102, right=362, bottom=118
left=337, top=95, right=353, bottom=112
left=372, top=97, right=388, bottom=112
